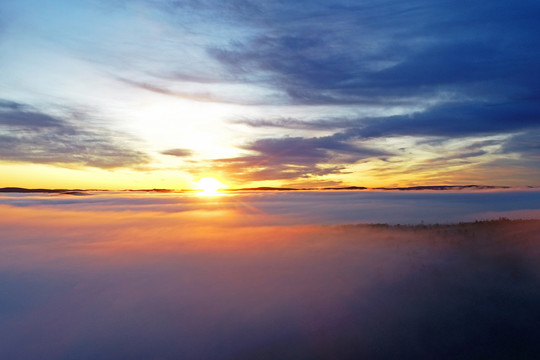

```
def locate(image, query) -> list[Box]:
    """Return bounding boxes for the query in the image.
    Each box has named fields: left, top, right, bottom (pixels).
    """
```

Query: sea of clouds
left=0, top=190, right=539, bottom=359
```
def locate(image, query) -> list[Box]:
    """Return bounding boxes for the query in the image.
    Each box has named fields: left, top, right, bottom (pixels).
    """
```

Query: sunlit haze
left=195, top=177, right=227, bottom=196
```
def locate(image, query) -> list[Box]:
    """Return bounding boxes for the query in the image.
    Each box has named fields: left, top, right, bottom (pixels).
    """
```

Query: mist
left=0, top=191, right=539, bottom=359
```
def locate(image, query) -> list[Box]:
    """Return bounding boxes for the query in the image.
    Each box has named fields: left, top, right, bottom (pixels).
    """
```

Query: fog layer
left=0, top=191, right=539, bottom=359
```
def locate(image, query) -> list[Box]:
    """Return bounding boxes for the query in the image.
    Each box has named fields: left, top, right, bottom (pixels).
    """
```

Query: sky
left=1, top=0, right=540, bottom=189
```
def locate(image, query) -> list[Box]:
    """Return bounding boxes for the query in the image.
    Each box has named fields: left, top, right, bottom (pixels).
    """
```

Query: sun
left=195, top=177, right=227, bottom=196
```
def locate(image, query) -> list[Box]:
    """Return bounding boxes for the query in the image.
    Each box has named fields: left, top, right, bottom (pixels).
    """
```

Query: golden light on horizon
left=195, top=177, right=227, bottom=196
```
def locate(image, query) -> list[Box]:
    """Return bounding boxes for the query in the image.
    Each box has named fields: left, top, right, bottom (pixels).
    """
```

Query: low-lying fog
left=0, top=191, right=539, bottom=359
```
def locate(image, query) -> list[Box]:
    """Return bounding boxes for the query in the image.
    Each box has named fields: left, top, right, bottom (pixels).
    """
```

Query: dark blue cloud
left=203, top=0, right=540, bottom=179
left=0, top=100, right=61, bottom=128
left=203, top=0, right=540, bottom=105
left=353, top=101, right=540, bottom=138
left=161, top=148, right=193, bottom=157
left=212, top=135, right=389, bottom=181
left=0, top=100, right=149, bottom=168
left=237, top=100, right=540, bottom=139
left=139, top=0, right=540, bottom=183
left=225, top=100, right=540, bottom=182
left=501, top=130, right=540, bottom=158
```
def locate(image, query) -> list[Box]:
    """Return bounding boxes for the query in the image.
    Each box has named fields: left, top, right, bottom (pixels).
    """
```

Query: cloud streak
left=0, top=101, right=148, bottom=169
left=160, top=148, right=194, bottom=157
left=211, top=135, right=389, bottom=182
left=204, top=0, right=540, bottom=104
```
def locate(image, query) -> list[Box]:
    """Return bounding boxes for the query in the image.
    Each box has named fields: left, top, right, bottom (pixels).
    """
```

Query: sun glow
left=195, top=177, right=227, bottom=196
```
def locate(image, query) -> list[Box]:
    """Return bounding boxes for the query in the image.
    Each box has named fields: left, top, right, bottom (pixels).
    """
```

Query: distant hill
left=0, top=187, right=89, bottom=195
left=0, top=184, right=529, bottom=194
left=128, top=189, right=174, bottom=193
left=322, top=186, right=368, bottom=190
left=229, top=187, right=301, bottom=191
left=373, top=185, right=511, bottom=191
left=228, top=185, right=509, bottom=191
